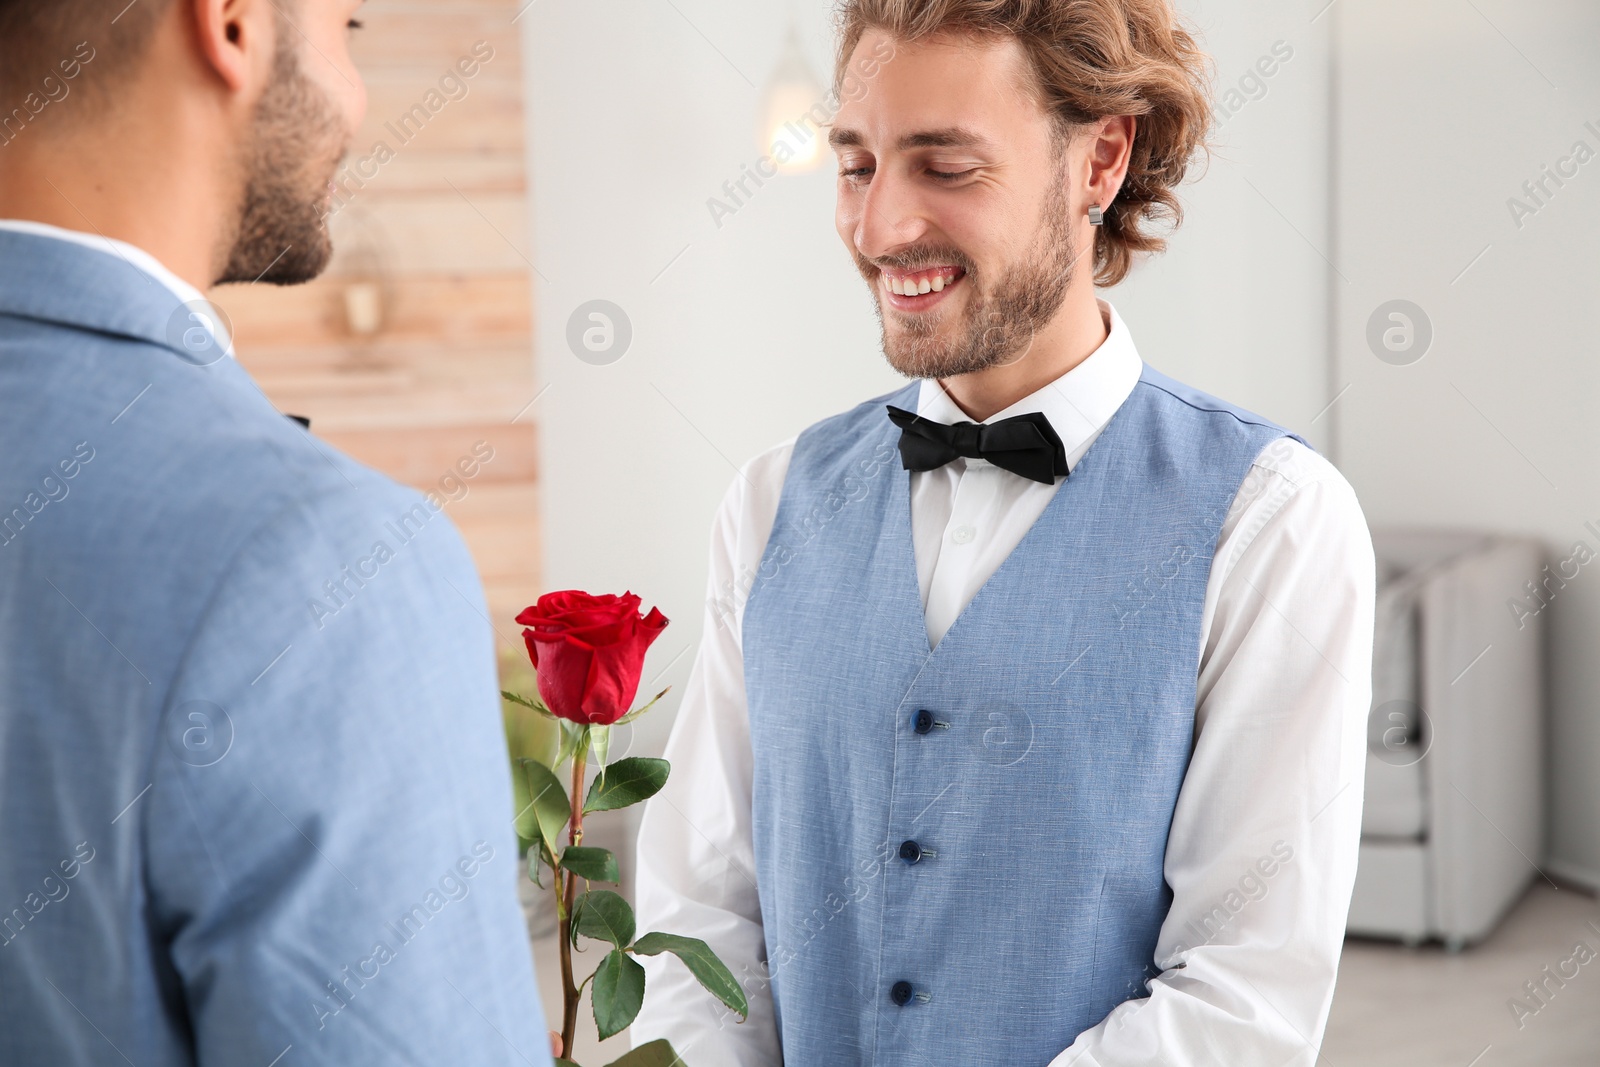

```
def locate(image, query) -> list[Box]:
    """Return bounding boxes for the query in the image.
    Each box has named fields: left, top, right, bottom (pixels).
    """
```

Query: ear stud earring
left=1087, top=204, right=1105, bottom=227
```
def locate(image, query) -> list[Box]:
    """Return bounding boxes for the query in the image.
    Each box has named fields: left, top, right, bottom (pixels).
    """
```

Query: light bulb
left=758, top=26, right=828, bottom=174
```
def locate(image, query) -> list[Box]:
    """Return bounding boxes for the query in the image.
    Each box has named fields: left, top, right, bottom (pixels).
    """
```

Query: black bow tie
left=886, top=405, right=1068, bottom=485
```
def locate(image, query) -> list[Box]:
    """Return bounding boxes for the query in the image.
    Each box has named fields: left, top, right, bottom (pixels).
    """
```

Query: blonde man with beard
left=634, top=2, right=1373, bottom=1064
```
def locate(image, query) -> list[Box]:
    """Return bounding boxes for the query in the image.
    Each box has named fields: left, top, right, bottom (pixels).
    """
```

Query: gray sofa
left=1345, top=530, right=1546, bottom=950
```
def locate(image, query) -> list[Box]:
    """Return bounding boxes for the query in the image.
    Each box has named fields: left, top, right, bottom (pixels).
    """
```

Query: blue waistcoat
left=742, top=365, right=1305, bottom=1065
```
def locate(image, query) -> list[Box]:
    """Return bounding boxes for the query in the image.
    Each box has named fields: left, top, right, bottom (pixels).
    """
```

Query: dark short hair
left=0, top=0, right=174, bottom=110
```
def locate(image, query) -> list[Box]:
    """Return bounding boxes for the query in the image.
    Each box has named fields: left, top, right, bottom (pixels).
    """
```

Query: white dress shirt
left=634, top=299, right=1375, bottom=1066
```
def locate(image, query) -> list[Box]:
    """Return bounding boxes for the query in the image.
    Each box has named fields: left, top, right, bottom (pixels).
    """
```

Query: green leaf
left=511, top=764, right=534, bottom=837
left=591, top=724, right=613, bottom=774
left=560, top=845, right=619, bottom=883
left=528, top=839, right=556, bottom=889
left=575, top=888, right=636, bottom=949
left=502, top=689, right=556, bottom=718
left=503, top=697, right=560, bottom=770
left=632, top=932, right=748, bottom=1019
left=512, top=758, right=569, bottom=859
left=556, top=720, right=591, bottom=771
left=614, top=686, right=671, bottom=726
left=604, top=1040, right=686, bottom=1067
left=591, top=948, right=647, bottom=1041
left=584, top=757, right=670, bottom=813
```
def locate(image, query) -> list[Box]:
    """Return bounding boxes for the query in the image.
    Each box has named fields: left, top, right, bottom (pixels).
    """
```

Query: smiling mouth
left=879, top=265, right=967, bottom=307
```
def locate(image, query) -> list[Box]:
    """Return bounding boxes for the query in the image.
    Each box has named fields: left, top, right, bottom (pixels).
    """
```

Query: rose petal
left=515, top=591, right=670, bottom=724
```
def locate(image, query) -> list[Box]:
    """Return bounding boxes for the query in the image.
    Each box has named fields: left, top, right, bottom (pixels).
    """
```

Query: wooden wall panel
left=215, top=0, right=540, bottom=643
left=218, top=272, right=531, bottom=349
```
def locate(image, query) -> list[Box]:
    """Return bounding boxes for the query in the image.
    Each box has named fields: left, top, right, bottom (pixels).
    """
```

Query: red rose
left=516, top=591, right=669, bottom=725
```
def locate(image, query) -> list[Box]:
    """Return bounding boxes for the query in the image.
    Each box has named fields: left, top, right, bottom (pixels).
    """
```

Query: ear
left=190, top=0, right=277, bottom=94
left=1085, top=115, right=1136, bottom=210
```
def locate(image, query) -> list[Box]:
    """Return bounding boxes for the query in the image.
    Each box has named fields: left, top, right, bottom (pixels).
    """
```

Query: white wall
left=523, top=0, right=1336, bottom=778
left=524, top=0, right=1600, bottom=891
left=1116, top=1, right=1334, bottom=452
left=1332, top=0, right=1600, bottom=884
left=522, top=0, right=897, bottom=774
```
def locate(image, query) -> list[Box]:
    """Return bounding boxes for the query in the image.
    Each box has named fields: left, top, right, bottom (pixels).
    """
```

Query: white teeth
left=885, top=271, right=960, bottom=297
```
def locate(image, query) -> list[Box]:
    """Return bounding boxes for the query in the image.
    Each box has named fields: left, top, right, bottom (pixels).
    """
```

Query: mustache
left=855, top=246, right=977, bottom=278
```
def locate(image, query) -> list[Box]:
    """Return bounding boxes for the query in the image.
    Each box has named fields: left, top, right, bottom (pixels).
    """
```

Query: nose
left=852, top=169, right=931, bottom=263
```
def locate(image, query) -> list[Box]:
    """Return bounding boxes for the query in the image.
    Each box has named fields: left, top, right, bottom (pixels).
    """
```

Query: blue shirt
left=0, top=227, right=553, bottom=1065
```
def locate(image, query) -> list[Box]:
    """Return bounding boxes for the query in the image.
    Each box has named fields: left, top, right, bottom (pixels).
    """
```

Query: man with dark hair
left=0, top=2, right=554, bottom=1063
left=0, top=0, right=169, bottom=106
left=634, top=2, right=1374, bottom=1065
left=0, top=0, right=353, bottom=284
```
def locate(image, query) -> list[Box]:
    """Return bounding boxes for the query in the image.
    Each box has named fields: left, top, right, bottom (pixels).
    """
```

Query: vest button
left=890, top=980, right=914, bottom=1006
left=898, top=839, right=923, bottom=864
left=912, top=709, right=935, bottom=734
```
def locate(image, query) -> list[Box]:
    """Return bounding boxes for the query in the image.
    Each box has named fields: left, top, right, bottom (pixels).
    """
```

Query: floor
left=1323, top=883, right=1600, bottom=1067
left=525, top=871, right=1600, bottom=1065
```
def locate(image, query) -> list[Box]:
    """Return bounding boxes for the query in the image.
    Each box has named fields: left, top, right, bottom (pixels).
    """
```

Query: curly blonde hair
left=833, top=0, right=1214, bottom=287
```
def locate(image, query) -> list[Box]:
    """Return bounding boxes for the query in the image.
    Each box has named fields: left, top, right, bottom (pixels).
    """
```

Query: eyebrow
left=827, top=127, right=993, bottom=151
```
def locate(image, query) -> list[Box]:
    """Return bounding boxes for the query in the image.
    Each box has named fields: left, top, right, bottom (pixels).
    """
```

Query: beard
left=216, top=27, right=350, bottom=286
left=857, top=178, right=1079, bottom=381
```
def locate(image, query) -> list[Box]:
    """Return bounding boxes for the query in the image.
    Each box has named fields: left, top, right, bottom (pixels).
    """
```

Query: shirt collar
left=0, top=219, right=231, bottom=352
left=914, top=297, right=1143, bottom=470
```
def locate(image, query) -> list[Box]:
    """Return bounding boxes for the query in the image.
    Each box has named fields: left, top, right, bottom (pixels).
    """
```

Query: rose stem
left=559, top=729, right=588, bottom=1057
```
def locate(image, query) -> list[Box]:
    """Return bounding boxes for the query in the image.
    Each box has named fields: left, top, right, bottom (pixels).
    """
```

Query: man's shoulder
left=21, top=317, right=404, bottom=514
left=774, top=381, right=917, bottom=485
left=1215, top=435, right=1370, bottom=592
left=1, top=322, right=472, bottom=649
left=713, top=382, right=920, bottom=559
left=130, top=370, right=476, bottom=631
left=1134, top=364, right=1308, bottom=446
left=1245, top=434, right=1342, bottom=491
left=799, top=380, right=921, bottom=441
